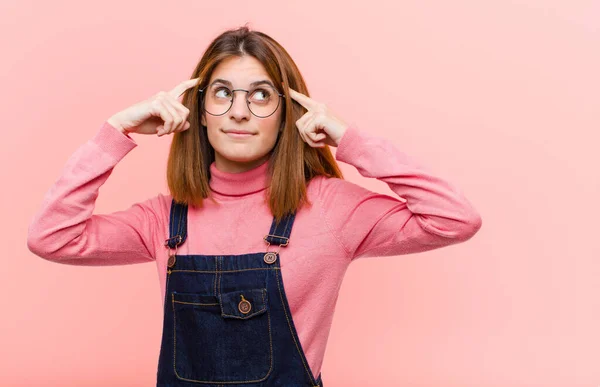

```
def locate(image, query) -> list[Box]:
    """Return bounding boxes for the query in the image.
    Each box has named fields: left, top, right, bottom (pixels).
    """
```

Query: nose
left=229, top=90, right=251, bottom=121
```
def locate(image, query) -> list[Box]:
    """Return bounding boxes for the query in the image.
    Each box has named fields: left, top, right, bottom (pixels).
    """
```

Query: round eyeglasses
left=199, top=84, right=284, bottom=118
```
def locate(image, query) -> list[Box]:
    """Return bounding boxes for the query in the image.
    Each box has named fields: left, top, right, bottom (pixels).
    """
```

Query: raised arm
left=320, top=126, right=482, bottom=262
left=26, top=122, right=167, bottom=266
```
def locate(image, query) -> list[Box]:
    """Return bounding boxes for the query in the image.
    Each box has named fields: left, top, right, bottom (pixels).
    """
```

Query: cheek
left=263, top=121, right=282, bottom=146
left=206, top=128, right=222, bottom=150
left=203, top=120, right=220, bottom=148
left=265, top=110, right=284, bottom=135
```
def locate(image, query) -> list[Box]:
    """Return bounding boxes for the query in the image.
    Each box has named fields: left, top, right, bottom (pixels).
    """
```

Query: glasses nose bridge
left=227, top=88, right=253, bottom=117
left=229, top=88, right=251, bottom=105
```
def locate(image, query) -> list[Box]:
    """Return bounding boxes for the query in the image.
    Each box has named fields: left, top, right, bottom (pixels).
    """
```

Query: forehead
left=210, top=56, right=272, bottom=87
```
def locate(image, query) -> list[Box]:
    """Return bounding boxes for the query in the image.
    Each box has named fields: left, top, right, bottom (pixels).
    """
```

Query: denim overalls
left=156, top=199, right=324, bottom=387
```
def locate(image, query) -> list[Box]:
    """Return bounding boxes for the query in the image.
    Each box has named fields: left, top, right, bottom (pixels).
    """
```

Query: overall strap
left=264, top=212, right=296, bottom=247
left=164, top=198, right=188, bottom=249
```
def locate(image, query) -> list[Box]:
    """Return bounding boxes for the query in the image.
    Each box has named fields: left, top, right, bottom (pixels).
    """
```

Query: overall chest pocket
left=171, top=288, right=272, bottom=383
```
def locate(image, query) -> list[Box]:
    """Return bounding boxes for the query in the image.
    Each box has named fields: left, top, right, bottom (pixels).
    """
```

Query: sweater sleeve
left=26, top=121, right=165, bottom=266
left=320, top=125, right=483, bottom=262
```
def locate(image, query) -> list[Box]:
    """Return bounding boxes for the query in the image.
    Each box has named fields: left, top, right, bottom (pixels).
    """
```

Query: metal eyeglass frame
left=198, top=85, right=284, bottom=118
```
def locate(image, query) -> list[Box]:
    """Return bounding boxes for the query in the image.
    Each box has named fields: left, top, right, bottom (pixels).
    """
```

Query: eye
left=214, top=87, right=231, bottom=99
left=249, top=87, right=272, bottom=103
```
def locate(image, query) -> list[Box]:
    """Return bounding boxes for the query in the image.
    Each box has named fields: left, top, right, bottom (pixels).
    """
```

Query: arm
left=320, top=126, right=483, bottom=261
left=26, top=121, right=165, bottom=266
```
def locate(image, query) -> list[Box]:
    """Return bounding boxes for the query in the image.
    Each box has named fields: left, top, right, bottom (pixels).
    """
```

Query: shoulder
left=307, top=174, right=379, bottom=202
left=133, top=192, right=172, bottom=221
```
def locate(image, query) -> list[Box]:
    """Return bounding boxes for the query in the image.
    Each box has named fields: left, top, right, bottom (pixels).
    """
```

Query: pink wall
left=3, top=0, right=599, bottom=385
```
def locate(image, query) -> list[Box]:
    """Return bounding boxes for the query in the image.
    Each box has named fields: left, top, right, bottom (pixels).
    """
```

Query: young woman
left=27, top=26, right=482, bottom=386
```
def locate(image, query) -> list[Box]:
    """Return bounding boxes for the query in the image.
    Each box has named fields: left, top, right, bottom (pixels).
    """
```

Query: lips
left=223, top=129, right=256, bottom=135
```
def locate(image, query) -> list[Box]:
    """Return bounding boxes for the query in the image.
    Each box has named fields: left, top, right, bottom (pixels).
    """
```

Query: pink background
left=3, top=0, right=599, bottom=386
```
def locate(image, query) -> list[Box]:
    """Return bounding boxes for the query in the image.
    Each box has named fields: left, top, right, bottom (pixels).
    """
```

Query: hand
left=286, top=85, right=349, bottom=148
left=107, top=77, right=200, bottom=137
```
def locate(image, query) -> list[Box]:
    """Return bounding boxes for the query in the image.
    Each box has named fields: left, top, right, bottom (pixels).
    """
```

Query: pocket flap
left=220, top=288, right=267, bottom=319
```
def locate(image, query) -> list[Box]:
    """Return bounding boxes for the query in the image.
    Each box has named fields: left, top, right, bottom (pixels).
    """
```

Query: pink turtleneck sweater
left=27, top=121, right=482, bottom=378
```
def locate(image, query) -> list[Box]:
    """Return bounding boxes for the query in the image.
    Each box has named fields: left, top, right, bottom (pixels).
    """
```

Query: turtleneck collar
left=209, top=158, right=270, bottom=197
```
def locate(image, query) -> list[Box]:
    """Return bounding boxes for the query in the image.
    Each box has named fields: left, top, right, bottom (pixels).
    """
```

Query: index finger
left=170, top=77, right=201, bottom=99
left=287, top=87, right=317, bottom=110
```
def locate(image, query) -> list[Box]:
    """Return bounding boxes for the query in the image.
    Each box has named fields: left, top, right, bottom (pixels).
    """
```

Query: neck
left=209, top=157, right=270, bottom=197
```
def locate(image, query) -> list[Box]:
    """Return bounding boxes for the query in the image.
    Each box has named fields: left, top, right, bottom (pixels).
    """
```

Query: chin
left=224, top=156, right=259, bottom=163
left=219, top=151, right=268, bottom=163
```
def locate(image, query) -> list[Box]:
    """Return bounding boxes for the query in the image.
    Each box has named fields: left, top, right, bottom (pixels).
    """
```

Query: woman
left=27, top=26, right=482, bottom=386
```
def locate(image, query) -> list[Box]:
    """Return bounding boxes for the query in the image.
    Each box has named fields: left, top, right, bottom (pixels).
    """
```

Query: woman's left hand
left=286, top=85, right=349, bottom=148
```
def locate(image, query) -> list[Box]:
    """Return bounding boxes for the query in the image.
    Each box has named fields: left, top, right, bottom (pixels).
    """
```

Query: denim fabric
left=157, top=199, right=323, bottom=386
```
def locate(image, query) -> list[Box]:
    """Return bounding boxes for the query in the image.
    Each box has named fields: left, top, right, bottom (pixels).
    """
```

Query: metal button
left=238, top=295, right=252, bottom=314
left=263, top=252, right=277, bottom=264
left=167, top=254, right=176, bottom=267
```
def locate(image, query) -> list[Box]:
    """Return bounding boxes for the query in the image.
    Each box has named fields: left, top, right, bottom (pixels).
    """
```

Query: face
left=201, top=55, right=284, bottom=174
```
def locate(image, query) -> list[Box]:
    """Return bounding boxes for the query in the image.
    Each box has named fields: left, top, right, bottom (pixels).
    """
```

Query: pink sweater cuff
left=91, top=121, right=138, bottom=162
left=334, top=125, right=363, bottom=163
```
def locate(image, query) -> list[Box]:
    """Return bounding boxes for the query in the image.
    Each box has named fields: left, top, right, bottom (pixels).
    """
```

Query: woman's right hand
left=107, top=77, right=200, bottom=137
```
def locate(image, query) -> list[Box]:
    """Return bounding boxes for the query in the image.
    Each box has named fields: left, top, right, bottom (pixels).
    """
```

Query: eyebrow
left=210, top=78, right=275, bottom=89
